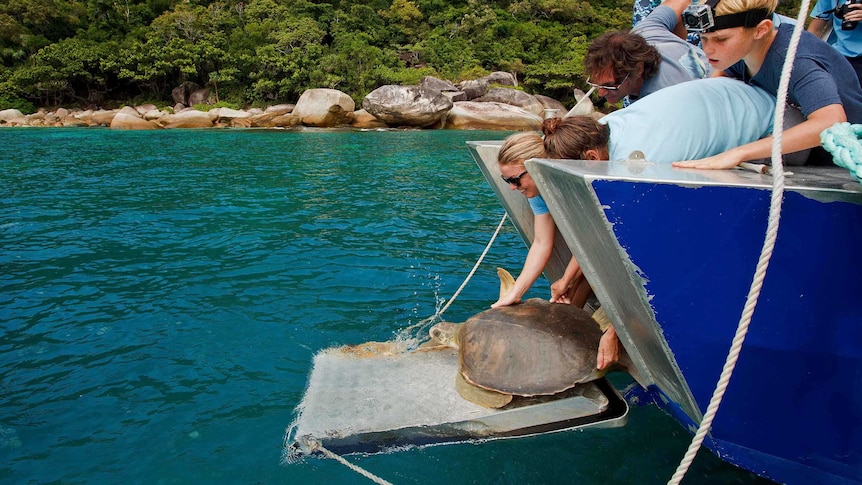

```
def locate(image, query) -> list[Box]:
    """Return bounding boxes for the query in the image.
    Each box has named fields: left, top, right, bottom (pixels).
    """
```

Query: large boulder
left=351, top=109, right=389, bottom=129
left=0, top=109, right=25, bottom=122
left=172, top=81, right=200, bottom=106
left=362, top=85, right=452, bottom=128
left=265, top=104, right=295, bottom=114
left=211, top=107, right=251, bottom=121
left=476, top=88, right=545, bottom=116
left=443, top=101, right=543, bottom=131
left=110, top=112, right=160, bottom=130
left=63, top=118, right=90, bottom=127
left=480, top=71, right=517, bottom=87
left=534, top=94, right=568, bottom=118
left=293, top=88, right=355, bottom=127
left=420, top=76, right=457, bottom=93
left=234, top=111, right=301, bottom=128
left=188, top=88, right=210, bottom=107
left=457, top=79, right=490, bottom=100
left=92, top=109, right=119, bottom=126
left=158, top=110, right=214, bottom=129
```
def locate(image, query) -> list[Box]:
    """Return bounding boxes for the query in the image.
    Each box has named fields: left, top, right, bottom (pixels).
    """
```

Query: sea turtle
left=429, top=268, right=614, bottom=408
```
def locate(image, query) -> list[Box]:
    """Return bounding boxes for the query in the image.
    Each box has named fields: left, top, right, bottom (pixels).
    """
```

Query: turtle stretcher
left=284, top=343, right=628, bottom=458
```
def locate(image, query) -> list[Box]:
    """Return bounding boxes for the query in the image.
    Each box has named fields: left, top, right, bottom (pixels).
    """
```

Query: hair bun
left=542, top=117, right=561, bottom=135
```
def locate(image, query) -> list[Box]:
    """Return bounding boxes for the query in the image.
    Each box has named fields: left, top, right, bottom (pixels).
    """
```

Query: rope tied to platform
left=396, top=211, right=509, bottom=342
left=821, top=122, right=862, bottom=182
left=303, top=438, right=394, bottom=485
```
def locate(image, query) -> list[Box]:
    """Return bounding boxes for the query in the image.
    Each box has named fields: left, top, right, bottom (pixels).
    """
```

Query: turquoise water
left=0, top=128, right=769, bottom=484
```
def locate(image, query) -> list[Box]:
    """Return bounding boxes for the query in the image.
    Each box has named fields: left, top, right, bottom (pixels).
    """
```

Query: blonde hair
left=498, top=131, right=546, bottom=166
left=710, top=0, right=777, bottom=16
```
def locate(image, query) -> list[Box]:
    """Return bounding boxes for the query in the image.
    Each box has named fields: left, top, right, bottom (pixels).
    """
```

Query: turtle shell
left=458, top=299, right=603, bottom=396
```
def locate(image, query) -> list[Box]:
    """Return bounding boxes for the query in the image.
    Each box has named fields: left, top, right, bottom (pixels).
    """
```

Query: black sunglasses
left=501, top=170, right=528, bottom=187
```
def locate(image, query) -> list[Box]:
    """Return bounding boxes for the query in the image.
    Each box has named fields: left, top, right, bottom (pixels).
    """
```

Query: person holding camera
left=671, top=0, right=862, bottom=169
left=808, top=0, right=862, bottom=86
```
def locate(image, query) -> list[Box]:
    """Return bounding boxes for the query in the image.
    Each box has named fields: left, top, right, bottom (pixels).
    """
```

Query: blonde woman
left=493, top=132, right=592, bottom=310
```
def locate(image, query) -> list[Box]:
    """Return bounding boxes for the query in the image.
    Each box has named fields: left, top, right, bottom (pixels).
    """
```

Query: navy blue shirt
left=726, top=23, right=862, bottom=124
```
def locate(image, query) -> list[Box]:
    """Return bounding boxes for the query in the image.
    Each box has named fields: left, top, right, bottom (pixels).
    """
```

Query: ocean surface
left=0, top=128, right=771, bottom=484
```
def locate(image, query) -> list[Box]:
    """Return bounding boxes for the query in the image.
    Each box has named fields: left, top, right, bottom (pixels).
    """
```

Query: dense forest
left=0, top=0, right=801, bottom=113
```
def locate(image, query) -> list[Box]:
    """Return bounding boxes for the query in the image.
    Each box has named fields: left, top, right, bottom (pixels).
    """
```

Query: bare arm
left=493, top=212, right=555, bottom=307
left=807, top=18, right=831, bottom=38
left=672, top=104, right=847, bottom=170
left=550, top=256, right=582, bottom=303
left=661, top=0, right=693, bottom=20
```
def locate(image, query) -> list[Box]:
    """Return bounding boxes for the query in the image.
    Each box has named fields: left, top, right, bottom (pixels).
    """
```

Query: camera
left=682, top=3, right=716, bottom=32
left=835, top=0, right=861, bottom=30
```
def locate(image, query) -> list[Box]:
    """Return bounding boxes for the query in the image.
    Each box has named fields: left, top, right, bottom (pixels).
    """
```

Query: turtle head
left=429, top=322, right=459, bottom=349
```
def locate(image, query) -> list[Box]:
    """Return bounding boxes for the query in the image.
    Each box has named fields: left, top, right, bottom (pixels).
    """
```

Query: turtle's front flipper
left=455, top=372, right=513, bottom=408
left=496, top=267, right=516, bottom=300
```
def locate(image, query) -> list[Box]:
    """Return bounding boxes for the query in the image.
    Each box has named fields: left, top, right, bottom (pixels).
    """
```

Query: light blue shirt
left=601, top=77, right=776, bottom=163
left=528, top=195, right=549, bottom=215
left=810, top=0, right=862, bottom=58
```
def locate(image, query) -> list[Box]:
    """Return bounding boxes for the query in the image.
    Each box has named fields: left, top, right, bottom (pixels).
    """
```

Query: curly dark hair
left=584, top=30, right=661, bottom=83
left=542, top=116, right=610, bottom=160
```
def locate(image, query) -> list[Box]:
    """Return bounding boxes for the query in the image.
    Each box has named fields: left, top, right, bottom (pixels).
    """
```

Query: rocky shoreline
left=0, top=73, right=596, bottom=131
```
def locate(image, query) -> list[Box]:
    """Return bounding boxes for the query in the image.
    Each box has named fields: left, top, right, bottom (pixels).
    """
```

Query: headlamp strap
left=711, top=8, right=772, bottom=30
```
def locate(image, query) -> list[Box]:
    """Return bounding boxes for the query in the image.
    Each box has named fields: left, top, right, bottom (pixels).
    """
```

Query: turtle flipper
left=455, top=371, right=513, bottom=408
left=496, top=267, right=516, bottom=300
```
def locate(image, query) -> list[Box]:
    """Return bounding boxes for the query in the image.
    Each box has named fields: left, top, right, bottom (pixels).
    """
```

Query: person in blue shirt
left=496, top=133, right=621, bottom=370
left=494, top=132, right=591, bottom=311
left=543, top=77, right=778, bottom=164
left=808, top=0, right=862, bottom=86
left=672, top=0, right=862, bottom=169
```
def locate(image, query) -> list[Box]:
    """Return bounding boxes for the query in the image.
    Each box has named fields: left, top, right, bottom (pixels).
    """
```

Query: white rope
left=438, top=210, right=509, bottom=316
left=668, top=2, right=811, bottom=481
left=397, top=211, right=509, bottom=340
left=303, top=438, right=394, bottom=485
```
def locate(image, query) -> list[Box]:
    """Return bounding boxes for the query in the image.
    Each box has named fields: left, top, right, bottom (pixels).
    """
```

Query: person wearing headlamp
left=671, top=0, right=862, bottom=169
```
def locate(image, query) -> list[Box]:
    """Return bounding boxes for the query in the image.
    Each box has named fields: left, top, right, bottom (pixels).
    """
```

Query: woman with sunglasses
left=496, top=132, right=623, bottom=370
left=494, top=133, right=592, bottom=311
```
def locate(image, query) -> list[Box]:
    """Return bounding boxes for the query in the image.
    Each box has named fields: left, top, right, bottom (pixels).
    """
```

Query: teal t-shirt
left=601, top=77, right=776, bottom=163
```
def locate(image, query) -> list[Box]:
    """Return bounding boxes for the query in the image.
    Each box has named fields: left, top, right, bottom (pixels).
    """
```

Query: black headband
left=683, top=0, right=773, bottom=33
left=710, top=8, right=772, bottom=31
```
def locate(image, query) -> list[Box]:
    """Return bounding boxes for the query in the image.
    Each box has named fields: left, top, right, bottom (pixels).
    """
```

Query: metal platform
left=285, top=344, right=628, bottom=457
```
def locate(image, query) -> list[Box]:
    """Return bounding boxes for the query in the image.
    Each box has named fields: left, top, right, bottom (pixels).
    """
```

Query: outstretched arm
left=550, top=256, right=582, bottom=303
left=493, top=213, right=555, bottom=307
left=672, top=104, right=846, bottom=169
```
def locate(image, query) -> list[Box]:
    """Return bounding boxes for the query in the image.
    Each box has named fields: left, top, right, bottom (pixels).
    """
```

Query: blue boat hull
left=594, top=179, right=862, bottom=484
left=468, top=140, right=862, bottom=484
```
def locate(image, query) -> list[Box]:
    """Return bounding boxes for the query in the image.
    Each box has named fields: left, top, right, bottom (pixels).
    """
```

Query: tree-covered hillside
left=0, top=0, right=803, bottom=112
left=0, top=0, right=637, bottom=112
